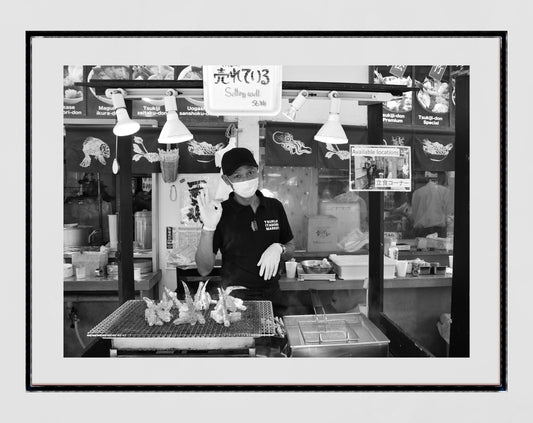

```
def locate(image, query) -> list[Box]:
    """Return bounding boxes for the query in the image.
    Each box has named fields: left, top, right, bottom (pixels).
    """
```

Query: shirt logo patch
left=264, top=219, right=280, bottom=231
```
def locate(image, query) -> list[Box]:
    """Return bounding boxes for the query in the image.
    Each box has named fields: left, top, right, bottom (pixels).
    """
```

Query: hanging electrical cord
left=68, top=304, right=86, bottom=350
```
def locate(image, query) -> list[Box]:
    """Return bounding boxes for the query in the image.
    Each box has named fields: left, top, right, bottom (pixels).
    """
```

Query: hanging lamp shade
left=158, top=95, right=193, bottom=144
left=110, top=91, right=140, bottom=136
left=314, top=91, right=348, bottom=144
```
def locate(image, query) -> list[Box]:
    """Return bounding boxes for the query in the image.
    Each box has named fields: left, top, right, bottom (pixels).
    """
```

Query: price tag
left=389, top=65, right=407, bottom=78
left=203, top=65, right=282, bottom=116
left=429, top=65, right=447, bottom=82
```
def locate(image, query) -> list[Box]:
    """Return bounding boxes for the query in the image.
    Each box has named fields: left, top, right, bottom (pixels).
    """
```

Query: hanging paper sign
left=85, top=65, right=132, bottom=118
left=349, top=145, right=412, bottom=192
left=65, top=127, right=163, bottom=174
left=177, top=128, right=228, bottom=173
left=317, top=126, right=368, bottom=169
left=203, top=65, right=282, bottom=116
left=372, top=65, right=413, bottom=125
left=389, top=65, right=408, bottom=78
left=413, top=134, right=455, bottom=171
left=63, top=65, right=86, bottom=117
left=429, top=65, right=447, bottom=82
left=177, top=174, right=221, bottom=227
left=265, top=122, right=317, bottom=167
left=413, top=66, right=451, bottom=127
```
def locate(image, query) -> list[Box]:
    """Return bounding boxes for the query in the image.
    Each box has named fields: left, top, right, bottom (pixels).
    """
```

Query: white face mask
left=232, top=177, right=259, bottom=198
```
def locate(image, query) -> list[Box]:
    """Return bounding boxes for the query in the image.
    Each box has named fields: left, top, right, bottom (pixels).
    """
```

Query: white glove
left=197, top=188, right=222, bottom=231
left=257, top=243, right=283, bottom=280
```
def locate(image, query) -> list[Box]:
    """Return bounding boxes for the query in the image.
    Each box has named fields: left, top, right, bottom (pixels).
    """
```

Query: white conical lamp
left=110, top=91, right=140, bottom=136
left=158, top=95, right=193, bottom=144
left=314, top=91, right=348, bottom=144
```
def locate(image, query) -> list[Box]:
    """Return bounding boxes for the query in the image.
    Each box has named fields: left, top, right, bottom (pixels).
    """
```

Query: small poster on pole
left=349, top=145, right=412, bottom=192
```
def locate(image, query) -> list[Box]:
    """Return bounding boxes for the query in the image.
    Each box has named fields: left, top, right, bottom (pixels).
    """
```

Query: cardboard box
left=319, top=201, right=361, bottom=242
left=304, top=215, right=338, bottom=252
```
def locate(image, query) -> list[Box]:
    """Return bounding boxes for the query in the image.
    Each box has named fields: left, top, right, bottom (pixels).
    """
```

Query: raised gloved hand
left=197, top=188, right=222, bottom=231
left=257, top=243, right=283, bottom=280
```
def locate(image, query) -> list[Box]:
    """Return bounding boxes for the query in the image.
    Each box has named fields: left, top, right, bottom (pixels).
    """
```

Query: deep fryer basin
left=283, top=312, right=389, bottom=357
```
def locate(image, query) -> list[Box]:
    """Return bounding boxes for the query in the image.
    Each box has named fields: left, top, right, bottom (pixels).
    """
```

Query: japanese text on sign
left=349, top=145, right=412, bottom=192
left=429, top=65, right=447, bottom=82
left=213, top=67, right=271, bottom=85
left=203, top=65, right=282, bottom=116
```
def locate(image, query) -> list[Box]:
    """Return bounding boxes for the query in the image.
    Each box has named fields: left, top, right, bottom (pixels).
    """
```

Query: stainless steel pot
left=64, top=224, right=97, bottom=247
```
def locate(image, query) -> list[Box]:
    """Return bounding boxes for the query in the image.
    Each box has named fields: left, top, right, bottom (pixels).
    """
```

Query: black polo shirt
left=213, top=190, right=293, bottom=296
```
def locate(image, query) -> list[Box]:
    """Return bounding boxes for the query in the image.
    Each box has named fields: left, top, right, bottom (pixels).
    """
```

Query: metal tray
left=283, top=313, right=389, bottom=357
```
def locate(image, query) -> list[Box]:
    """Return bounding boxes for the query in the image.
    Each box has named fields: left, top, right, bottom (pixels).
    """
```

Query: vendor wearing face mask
left=195, top=147, right=295, bottom=316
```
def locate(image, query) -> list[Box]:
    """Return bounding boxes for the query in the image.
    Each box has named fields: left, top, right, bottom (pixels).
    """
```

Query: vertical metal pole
left=449, top=74, right=470, bottom=357
left=116, top=101, right=135, bottom=303
left=367, top=104, right=384, bottom=323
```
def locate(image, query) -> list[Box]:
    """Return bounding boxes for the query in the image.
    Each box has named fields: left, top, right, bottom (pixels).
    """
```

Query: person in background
left=410, top=172, right=453, bottom=238
left=195, top=147, right=295, bottom=316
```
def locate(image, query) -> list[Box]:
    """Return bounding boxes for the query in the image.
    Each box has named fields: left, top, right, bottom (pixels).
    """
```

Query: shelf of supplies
left=64, top=270, right=161, bottom=292
left=279, top=274, right=451, bottom=291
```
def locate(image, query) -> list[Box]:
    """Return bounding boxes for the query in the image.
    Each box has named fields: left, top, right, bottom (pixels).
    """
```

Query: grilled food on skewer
left=143, top=297, right=173, bottom=326
left=193, top=280, right=215, bottom=311
left=210, top=286, right=247, bottom=327
left=172, top=281, right=206, bottom=326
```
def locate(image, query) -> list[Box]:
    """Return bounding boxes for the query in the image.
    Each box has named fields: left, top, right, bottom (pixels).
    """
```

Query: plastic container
left=329, top=255, right=396, bottom=280
left=388, top=241, right=399, bottom=260
left=134, top=210, right=152, bottom=249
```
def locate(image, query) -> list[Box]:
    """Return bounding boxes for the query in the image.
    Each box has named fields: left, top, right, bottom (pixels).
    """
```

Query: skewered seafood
left=144, top=282, right=247, bottom=327
left=172, top=281, right=206, bottom=326
left=143, top=297, right=173, bottom=327
left=162, top=286, right=184, bottom=310
left=211, top=286, right=247, bottom=327
left=193, top=280, right=214, bottom=310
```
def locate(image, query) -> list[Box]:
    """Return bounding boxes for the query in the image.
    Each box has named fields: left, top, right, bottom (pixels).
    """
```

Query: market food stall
left=63, top=64, right=467, bottom=358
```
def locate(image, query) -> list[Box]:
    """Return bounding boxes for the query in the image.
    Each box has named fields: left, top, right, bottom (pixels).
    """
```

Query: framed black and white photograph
left=11, top=6, right=526, bottom=421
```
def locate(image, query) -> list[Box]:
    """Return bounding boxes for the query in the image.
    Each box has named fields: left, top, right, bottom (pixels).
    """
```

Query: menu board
left=174, top=65, right=224, bottom=124
left=63, top=65, right=86, bottom=117
left=372, top=65, right=413, bottom=125
left=85, top=65, right=132, bottom=118
left=413, top=65, right=451, bottom=128
left=130, top=65, right=177, bottom=122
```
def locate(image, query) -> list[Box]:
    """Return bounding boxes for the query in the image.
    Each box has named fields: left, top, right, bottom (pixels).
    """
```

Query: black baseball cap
left=221, top=147, right=258, bottom=176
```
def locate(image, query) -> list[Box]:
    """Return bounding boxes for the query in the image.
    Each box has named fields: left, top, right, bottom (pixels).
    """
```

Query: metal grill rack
left=87, top=300, right=275, bottom=356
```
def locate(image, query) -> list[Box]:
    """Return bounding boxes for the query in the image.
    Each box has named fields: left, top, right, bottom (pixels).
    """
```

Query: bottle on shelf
left=388, top=240, right=399, bottom=261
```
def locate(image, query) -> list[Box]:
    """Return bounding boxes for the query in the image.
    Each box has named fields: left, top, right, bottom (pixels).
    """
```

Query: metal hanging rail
left=76, top=80, right=415, bottom=102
